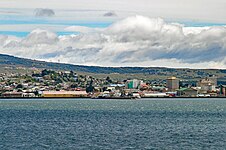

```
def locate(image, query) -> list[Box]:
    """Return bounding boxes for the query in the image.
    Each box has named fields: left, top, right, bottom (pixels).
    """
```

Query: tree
left=106, top=76, right=112, bottom=83
left=86, top=79, right=94, bottom=93
left=70, top=84, right=78, bottom=88
left=86, top=86, right=94, bottom=93
left=16, top=84, right=23, bottom=89
left=34, top=91, right=39, bottom=96
left=69, top=71, right=75, bottom=77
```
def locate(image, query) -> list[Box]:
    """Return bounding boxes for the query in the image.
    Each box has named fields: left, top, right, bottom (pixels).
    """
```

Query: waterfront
left=1, top=98, right=226, bottom=149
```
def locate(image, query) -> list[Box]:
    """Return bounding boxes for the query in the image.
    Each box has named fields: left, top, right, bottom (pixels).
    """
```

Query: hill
left=0, top=54, right=157, bottom=74
left=0, top=53, right=226, bottom=84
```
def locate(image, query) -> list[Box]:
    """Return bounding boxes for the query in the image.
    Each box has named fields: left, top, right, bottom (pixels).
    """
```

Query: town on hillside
left=0, top=69, right=225, bottom=98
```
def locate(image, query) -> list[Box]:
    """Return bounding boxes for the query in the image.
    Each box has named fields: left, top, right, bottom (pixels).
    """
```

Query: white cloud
left=1, top=16, right=226, bottom=69
left=0, top=35, right=8, bottom=45
left=22, top=29, right=58, bottom=46
left=64, top=26, right=100, bottom=33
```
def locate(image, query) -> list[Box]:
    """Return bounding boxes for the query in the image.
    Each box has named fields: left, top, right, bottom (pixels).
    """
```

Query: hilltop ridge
left=0, top=53, right=226, bottom=84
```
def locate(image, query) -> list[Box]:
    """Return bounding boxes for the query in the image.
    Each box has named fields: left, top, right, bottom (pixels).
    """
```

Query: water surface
left=0, top=98, right=226, bottom=149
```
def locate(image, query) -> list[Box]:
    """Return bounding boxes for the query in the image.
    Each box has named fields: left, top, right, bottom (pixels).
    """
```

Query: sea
left=0, top=98, right=226, bottom=150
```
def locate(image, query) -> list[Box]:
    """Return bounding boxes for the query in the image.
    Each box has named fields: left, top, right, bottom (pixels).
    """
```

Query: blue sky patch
left=0, top=31, right=79, bottom=37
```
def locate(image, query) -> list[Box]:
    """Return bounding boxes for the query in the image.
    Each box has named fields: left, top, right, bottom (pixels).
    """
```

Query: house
left=2, top=92, right=23, bottom=98
left=22, top=93, right=36, bottom=97
left=177, top=88, right=198, bottom=97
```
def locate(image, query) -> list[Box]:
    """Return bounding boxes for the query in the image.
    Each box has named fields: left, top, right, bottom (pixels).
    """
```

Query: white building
left=197, top=77, right=217, bottom=92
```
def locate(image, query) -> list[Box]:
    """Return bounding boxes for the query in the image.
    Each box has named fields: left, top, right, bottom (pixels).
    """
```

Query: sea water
left=0, top=98, right=226, bottom=149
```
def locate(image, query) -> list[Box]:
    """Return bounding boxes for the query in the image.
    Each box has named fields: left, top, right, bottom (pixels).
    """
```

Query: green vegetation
left=0, top=54, right=226, bottom=84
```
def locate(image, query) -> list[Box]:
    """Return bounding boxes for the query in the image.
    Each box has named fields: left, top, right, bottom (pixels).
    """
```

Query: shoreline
left=0, top=97, right=225, bottom=99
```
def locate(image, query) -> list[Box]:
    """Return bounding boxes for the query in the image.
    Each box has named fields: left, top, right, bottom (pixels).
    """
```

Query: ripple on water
left=0, top=99, right=226, bottom=149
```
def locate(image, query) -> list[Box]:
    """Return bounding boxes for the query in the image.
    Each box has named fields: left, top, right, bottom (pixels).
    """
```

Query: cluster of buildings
left=93, top=75, right=226, bottom=98
left=0, top=70, right=89, bottom=98
left=153, top=75, right=223, bottom=97
left=0, top=69, right=225, bottom=98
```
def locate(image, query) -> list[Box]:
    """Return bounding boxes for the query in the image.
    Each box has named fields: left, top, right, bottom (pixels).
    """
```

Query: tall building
left=219, top=85, right=226, bottom=96
left=125, top=79, right=142, bottom=89
left=166, top=77, right=179, bottom=91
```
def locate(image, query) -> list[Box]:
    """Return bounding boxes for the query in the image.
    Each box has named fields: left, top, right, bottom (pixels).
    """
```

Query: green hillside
left=0, top=54, right=226, bottom=84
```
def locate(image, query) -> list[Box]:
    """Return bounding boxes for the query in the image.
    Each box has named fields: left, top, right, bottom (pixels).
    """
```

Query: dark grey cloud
left=103, top=11, right=117, bottom=17
left=34, top=8, right=55, bottom=17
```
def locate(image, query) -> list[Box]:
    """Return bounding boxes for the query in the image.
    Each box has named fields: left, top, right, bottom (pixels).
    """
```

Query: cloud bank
left=1, top=16, right=226, bottom=68
left=1, top=0, right=226, bottom=23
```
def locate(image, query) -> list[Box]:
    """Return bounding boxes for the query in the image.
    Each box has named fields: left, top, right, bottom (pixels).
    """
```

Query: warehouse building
left=42, top=91, right=88, bottom=98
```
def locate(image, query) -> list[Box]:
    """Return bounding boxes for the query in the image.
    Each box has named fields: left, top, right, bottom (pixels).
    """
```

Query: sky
left=0, top=0, right=226, bottom=69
